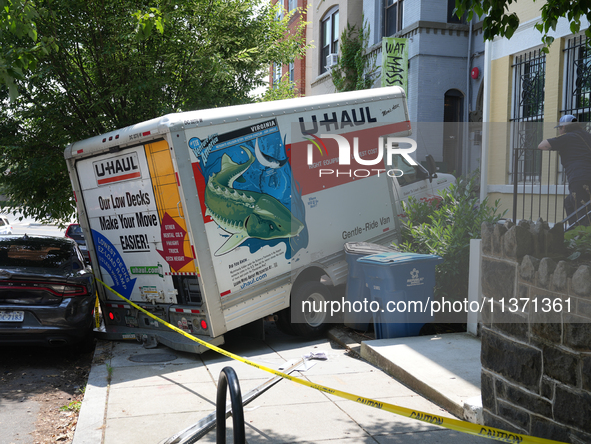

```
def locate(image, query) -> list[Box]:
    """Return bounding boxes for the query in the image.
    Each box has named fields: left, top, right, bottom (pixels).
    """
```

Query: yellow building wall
left=488, top=57, right=512, bottom=186
left=543, top=38, right=566, bottom=136
left=507, top=0, right=543, bottom=24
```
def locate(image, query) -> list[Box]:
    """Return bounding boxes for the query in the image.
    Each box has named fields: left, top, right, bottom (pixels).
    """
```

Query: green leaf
left=567, top=251, right=581, bottom=261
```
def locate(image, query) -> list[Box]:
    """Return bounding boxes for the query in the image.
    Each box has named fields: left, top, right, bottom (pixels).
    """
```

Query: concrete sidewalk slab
left=360, top=332, right=482, bottom=422
left=73, top=327, right=490, bottom=444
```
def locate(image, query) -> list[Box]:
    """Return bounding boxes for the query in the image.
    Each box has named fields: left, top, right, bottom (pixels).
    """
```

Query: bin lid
left=344, top=242, right=400, bottom=255
left=357, top=252, right=442, bottom=265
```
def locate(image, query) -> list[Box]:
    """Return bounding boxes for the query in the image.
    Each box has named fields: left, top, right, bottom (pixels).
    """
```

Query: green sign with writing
left=130, top=264, right=163, bottom=277
left=381, top=37, right=409, bottom=93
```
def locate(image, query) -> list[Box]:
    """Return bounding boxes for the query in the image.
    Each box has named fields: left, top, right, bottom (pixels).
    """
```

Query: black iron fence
left=511, top=144, right=569, bottom=224
left=511, top=36, right=591, bottom=225
left=509, top=49, right=557, bottom=223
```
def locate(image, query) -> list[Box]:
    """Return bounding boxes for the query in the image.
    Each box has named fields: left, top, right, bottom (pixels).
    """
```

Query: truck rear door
left=75, top=139, right=198, bottom=305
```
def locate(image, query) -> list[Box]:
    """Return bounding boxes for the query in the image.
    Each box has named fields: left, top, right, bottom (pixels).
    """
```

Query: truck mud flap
left=95, top=325, right=225, bottom=354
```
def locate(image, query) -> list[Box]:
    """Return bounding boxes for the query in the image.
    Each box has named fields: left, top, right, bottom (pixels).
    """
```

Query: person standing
left=538, top=115, right=591, bottom=225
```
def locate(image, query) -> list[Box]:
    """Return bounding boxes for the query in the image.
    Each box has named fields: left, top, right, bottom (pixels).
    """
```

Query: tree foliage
left=0, top=0, right=307, bottom=222
left=400, top=173, right=506, bottom=301
left=258, top=74, right=301, bottom=102
left=454, top=0, right=591, bottom=50
left=331, top=20, right=378, bottom=93
left=0, top=0, right=58, bottom=100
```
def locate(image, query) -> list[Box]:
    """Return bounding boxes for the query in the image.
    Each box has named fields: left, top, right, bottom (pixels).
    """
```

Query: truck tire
left=290, top=282, right=331, bottom=339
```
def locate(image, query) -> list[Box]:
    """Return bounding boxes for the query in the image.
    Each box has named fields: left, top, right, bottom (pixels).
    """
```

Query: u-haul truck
left=64, top=87, right=454, bottom=353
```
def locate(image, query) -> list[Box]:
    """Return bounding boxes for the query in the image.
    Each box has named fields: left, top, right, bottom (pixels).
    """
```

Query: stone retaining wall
left=480, top=219, right=591, bottom=443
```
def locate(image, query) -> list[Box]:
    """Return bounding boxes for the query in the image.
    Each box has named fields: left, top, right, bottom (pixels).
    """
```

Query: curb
left=360, top=337, right=483, bottom=424
left=360, top=340, right=464, bottom=419
left=329, top=327, right=482, bottom=424
left=327, top=326, right=362, bottom=358
left=73, top=341, right=112, bottom=444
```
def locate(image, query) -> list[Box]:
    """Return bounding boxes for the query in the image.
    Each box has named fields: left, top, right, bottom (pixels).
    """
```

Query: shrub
left=331, top=19, right=378, bottom=92
left=565, top=225, right=591, bottom=261
left=400, top=173, right=506, bottom=301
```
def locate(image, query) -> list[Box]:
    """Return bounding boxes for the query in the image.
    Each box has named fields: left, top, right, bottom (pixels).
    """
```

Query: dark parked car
left=0, top=235, right=96, bottom=349
left=65, top=223, right=90, bottom=264
left=65, top=223, right=86, bottom=250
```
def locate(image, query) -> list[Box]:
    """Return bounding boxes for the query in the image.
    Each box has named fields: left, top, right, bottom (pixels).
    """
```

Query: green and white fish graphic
left=204, top=148, right=304, bottom=256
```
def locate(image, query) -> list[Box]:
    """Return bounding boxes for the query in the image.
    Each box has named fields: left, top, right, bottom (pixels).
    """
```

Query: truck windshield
left=392, top=154, right=419, bottom=186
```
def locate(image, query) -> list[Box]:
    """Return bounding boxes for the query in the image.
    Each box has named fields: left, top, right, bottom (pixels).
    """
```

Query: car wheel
left=290, top=282, right=332, bottom=339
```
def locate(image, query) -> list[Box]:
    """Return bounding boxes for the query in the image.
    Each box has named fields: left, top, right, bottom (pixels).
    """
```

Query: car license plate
left=0, top=311, right=24, bottom=322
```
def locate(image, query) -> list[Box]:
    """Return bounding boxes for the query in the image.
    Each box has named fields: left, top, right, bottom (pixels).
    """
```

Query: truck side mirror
left=425, top=155, right=438, bottom=183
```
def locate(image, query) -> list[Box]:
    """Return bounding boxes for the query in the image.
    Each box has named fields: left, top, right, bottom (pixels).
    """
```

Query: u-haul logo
left=93, top=152, right=141, bottom=186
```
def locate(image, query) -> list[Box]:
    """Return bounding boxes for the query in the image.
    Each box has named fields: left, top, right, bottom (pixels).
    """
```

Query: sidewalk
left=73, top=325, right=484, bottom=444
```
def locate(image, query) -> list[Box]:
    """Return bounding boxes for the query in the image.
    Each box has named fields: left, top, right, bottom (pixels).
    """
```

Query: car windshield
left=0, top=239, right=74, bottom=269
left=68, top=225, right=83, bottom=236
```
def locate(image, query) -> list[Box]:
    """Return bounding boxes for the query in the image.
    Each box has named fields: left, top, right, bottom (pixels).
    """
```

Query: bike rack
left=216, top=367, right=246, bottom=444
left=162, top=359, right=304, bottom=444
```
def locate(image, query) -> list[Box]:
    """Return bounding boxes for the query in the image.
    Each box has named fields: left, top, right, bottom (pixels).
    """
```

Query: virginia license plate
left=0, top=311, right=24, bottom=322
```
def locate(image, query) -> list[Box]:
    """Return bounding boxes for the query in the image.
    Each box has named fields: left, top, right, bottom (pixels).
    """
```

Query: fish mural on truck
left=204, top=148, right=304, bottom=256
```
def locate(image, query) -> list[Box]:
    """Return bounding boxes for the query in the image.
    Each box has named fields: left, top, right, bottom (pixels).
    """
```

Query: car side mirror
left=425, top=155, right=438, bottom=183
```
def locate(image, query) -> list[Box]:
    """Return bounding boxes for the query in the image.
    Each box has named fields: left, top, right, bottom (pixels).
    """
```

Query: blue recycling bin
left=343, top=242, right=399, bottom=331
left=357, top=252, right=443, bottom=339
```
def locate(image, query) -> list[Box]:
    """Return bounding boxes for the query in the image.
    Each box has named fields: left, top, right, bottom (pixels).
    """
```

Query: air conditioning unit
left=326, top=53, right=338, bottom=70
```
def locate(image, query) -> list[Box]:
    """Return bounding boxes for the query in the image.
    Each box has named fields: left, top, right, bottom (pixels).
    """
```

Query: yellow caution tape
left=94, top=293, right=101, bottom=329
left=96, top=278, right=566, bottom=444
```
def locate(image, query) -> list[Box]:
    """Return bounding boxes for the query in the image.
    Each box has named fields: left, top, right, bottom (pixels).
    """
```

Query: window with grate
left=510, top=49, right=546, bottom=184
left=384, top=0, right=403, bottom=37
left=320, top=7, right=339, bottom=75
left=563, top=35, right=591, bottom=124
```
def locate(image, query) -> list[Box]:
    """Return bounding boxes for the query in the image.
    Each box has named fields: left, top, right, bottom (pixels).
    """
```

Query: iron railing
left=510, top=49, right=556, bottom=222
left=511, top=145, right=568, bottom=223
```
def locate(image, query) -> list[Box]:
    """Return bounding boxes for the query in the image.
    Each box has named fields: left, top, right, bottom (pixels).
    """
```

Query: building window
left=272, top=63, right=282, bottom=88
left=288, top=0, right=297, bottom=11
left=563, top=35, right=591, bottom=123
left=275, top=2, right=284, bottom=21
left=384, top=0, right=403, bottom=37
left=289, top=62, right=295, bottom=82
left=510, top=49, right=546, bottom=184
left=320, top=7, right=339, bottom=75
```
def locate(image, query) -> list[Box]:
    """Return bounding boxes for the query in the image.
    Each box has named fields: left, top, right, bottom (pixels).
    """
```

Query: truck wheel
left=290, top=282, right=331, bottom=339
